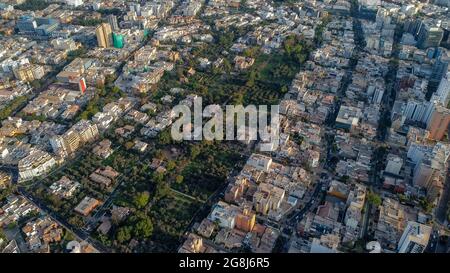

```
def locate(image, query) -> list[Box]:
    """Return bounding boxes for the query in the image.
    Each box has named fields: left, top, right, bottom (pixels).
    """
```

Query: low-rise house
left=234, top=56, right=255, bottom=70
left=22, top=216, right=63, bottom=253
left=133, top=139, right=148, bottom=153
left=92, top=139, right=113, bottom=159
left=49, top=176, right=80, bottom=199
left=74, top=197, right=101, bottom=216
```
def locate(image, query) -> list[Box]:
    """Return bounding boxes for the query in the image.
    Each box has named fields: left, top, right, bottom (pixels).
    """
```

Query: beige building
left=74, top=197, right=101, bottom=216
left=253, top=183, right=285, bottom=215
left=427, top=105, right=450, bottom=140
left=0, top=171, right=11, bottom=189
left=96, top=23, right=113, bottom=48
left=235, top=207, right=256, bottom=232
left=178, top=233, right=206, bottom=253
left=398, top=221, right=432, bottom=253
left=50, top=120, right=98, bottom=157
left=13, top=64, right=44, bottom=82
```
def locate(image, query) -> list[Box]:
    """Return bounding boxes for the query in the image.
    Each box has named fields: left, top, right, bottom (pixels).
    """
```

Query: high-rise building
left=95, top=23, right=109, bottom=48
left=412, top=159, right=436, bottom=188
left=18, top=150, right=57, bottom=181
left=397, top=221, right=432, bottom=253
left=417, top=21, right=444, bottom=49
left=78, top=77, right=87, bottom=94
left=436, top=72, right=450, bottom=106
left=129, top=3, right=141, bottom=16
left=430, top=50, right=450, bottom=87
left=404, top=19, right=422, bottom=37
left=107, top=15, right=119, bottom=31
left=404, top=100, right=431, bottom=124
left=95, top=23, right=113, bottom=48
left=426, top=105, right=450, bottom=140
left=371, top=87, right=384, bottom=105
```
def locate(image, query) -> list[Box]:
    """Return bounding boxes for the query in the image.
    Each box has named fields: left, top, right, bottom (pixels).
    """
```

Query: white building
left=310, top=234, right=340, bottom=253
left=65, top=0, right=84, bottom=7
left=18, top=150, right=57, bottom=181
left=208, top=201, right=236, bottom=229
left=397, top=221, right=432, bottom=253
left=246, top=154, right=272, bottom=172
left=436, top=72, right=450, bottom=106
left=385, top=154, right=403, bottom=175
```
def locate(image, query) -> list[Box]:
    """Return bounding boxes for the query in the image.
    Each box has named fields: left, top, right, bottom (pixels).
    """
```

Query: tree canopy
left=133, top=192, right=150, bottom=209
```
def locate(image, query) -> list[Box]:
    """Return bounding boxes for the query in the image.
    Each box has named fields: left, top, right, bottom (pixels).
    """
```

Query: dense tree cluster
left=15, top=0, right=48, bottom=11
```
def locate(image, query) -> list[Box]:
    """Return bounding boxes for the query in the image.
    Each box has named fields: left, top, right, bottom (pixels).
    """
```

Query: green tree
left=246, top=70, right=257, bottom=87
left=218, top=32, right=235, bottom=48
left=111, top=86, right=125, bottom=97
left=133, top=192, right=150, bottom=209
left=283, top=34, right=311, bottom=65
left=30, top=80, right=41, bottom=90
left=154, top=149, right=165, bottom=160
left=124, top=141, right=134, bottom=150
left=152, top=171, right=164, bottom=183
left=76, top=18, right=104, bottom=26
left=158, top=130, right=172, bottom=145
left=0, top=96, right=27, bottom=121
left=189, top=145, right=201, bottom=160
left=154, top=181, right=170, bottom=200
left=243, top=47, right=259, bottom=58
left=15, top=0, right=48, bottom=11
left=68, top=216, right=84, bottom=227
left=47, top=194, right=63, bottom=209
left=419, top=198, right=433, bottom=214
left=222, top=59, right=232, bottom=74
left=116, top=226, right=132, bottom=243
left=166, top=160, right=176, bottom=171
left=367, top=192, right=382, bottom=207
left=175, top=175, right=184, bottom=184
left=0, top=228, right=6, bottom=241
left=134, top=217, right=153, bottom=238
left=231, top=91, right=244, bottom=105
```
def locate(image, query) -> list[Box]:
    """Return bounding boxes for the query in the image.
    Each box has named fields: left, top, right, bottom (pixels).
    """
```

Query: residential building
left=417, top=21, right=444, bottom=49
left=74, top=197, right=101, bottom=216
left=426, top=105, right=450, bottom=140
left=397, top=221, right=432, bottom=253
left=208, top=201, right=237, bottom=229
left=107, top=15, right=119, bottom=32
left=18, top=150, right=56, bottom=181
left=96, top=23, right=113, bottom=48
left=13, top=64, right=44, bottom=82
left=385, top=154, right=403, bottom=175
left=253, top=183, right=285, bottom=215
left=235, top=207, right=256, bottom=232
